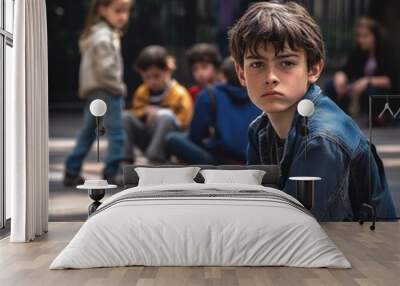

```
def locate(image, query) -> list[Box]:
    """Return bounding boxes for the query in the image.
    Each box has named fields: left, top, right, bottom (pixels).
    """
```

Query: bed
left=50, top=165, right=350, bottom=269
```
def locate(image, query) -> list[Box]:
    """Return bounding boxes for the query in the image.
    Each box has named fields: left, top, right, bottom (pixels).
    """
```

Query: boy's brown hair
left=186, top=43, right=222, bottom=68
left=228, top=1, right=325, bottom=70
left=134, top=45, right=175, bottom=72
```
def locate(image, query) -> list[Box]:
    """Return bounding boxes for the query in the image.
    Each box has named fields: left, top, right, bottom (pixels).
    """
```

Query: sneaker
left=63, top=172, right=84, bottom=187
left=103, top=173, right=123, bottom=187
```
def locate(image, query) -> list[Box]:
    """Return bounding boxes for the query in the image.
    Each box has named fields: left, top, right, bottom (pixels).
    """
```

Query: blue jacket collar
left=288, top=84, right=322, bottom=134
left=304, top=84, right=322, bottom=103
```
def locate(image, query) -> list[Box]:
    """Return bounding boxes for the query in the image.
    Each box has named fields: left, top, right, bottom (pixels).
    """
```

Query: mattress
left=50, top=183, right=351, bottom=269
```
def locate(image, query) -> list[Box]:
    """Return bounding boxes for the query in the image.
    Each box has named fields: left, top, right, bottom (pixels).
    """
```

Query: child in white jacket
left=64, top=0, right=133, bottom=186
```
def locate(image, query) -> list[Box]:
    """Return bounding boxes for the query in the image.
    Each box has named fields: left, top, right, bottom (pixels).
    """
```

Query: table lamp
left=297, top=99, right=315, bottom=160
left=89, top=99, right=107, bottom=162
left=77, top=99, right=117, bottom=215
left=289, top=99, right=321, bottom=210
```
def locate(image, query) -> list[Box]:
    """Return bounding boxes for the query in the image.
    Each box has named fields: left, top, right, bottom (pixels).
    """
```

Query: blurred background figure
left=324, top=16, right=397, bottom=122
left=166, top=57, right=261, bottom=164
left=186, top=43, right=222, bottom=102
left=123, top=45, right=193, bottom=164
left=63, top=0, right=133, bottom=187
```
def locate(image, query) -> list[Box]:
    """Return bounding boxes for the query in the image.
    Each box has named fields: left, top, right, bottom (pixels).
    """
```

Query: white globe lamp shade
left=297, top=99, right=315, bottom=117
left=90, top=99, right=107, bottom=117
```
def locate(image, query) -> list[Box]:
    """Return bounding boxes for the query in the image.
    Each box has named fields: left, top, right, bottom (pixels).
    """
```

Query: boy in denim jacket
left=228, top=2, right=396, bottom=220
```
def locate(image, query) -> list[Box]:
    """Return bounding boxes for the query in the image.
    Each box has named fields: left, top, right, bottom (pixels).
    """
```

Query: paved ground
left=49, top=111, right=400, bottom=221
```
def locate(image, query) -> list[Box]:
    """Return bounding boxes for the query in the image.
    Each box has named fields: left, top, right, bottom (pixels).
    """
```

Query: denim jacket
left=247, top=84, right=397, bottom=221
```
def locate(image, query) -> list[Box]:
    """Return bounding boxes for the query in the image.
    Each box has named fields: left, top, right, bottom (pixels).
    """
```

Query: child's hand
left=145, top=106, right=160, bottom=126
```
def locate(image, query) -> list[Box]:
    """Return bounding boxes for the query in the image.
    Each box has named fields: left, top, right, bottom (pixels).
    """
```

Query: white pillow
left=200, top=169, right=266, bottom=185
left=135, top=167, right=201, bottom=186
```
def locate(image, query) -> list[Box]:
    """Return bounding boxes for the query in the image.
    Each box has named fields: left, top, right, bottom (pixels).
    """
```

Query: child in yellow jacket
left=123, top=45, right=193, bottom=163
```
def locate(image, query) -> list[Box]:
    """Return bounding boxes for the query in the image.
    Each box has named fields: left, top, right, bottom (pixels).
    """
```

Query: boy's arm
left=131, top=87, right=148, bottom=119
left=173, top=89, right=193, bottom=129
left=188, top=91, right=212, bottom=144
left=286, top=135, right=396, bottom=221
left=284, top=136, right=352, bottom=221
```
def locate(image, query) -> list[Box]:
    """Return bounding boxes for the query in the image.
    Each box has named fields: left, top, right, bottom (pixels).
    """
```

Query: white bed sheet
left=50, top=183, right=351, bottom=269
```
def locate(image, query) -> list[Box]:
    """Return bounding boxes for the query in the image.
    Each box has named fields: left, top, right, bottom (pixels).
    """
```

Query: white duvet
left=50, top=183, right=351, bottom=269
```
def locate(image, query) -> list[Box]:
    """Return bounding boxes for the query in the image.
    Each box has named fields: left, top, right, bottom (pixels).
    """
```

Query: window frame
left=0, top=0, right=13, bottom=230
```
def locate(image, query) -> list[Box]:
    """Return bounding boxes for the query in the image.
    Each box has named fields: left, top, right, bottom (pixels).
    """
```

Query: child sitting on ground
left=123, top=45, right=193, bottom=164
left=166, top=57, right=260, bottom=164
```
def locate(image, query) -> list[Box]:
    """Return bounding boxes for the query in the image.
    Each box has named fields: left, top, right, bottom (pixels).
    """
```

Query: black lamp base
left=295, top=180, right=315, bottom=210
left=289, top=177, right=321, bottom=211
left=88, top=189, right=105, bottom=215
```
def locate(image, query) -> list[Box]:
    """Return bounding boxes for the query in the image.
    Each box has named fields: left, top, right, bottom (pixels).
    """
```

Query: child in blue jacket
left=166, top=57, right=260, bottom=164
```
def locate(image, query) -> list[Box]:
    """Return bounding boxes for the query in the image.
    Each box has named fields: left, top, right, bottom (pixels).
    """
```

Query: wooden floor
left=0, top=222, right=399, bottom=286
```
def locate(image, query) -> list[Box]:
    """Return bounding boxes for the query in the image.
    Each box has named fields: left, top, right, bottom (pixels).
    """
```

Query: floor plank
left=0, top=222, right=399, bottom=286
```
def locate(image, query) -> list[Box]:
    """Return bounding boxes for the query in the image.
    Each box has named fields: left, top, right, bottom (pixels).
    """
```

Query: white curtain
left=8, top=0, right=49, bottom=242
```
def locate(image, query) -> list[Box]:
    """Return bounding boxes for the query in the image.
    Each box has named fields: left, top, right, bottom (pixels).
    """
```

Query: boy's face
left=99, top=0, right=131, bottom=30
left=139, top=66, right=172, bottom=93
left=191, top=62, right=218, bottom=88
left=235, top=43, right=322, bottom=114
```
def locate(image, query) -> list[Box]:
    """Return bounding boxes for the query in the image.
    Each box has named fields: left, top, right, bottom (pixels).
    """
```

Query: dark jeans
left=65, top=90, right=125, bottom=177
left=166, top=132, right=244, bottom=165
left=166, top=132, right=218, bottom=164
